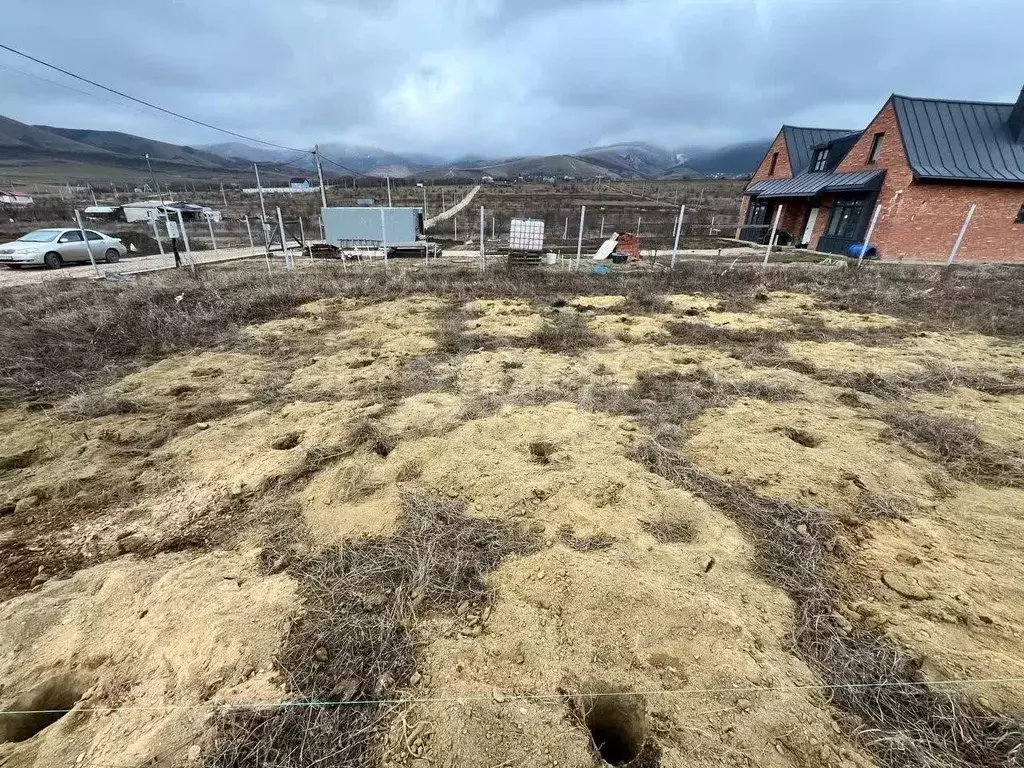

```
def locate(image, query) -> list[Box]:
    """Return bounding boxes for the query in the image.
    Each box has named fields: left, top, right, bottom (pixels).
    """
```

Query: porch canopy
left=746, top=169, right=885, bottom=199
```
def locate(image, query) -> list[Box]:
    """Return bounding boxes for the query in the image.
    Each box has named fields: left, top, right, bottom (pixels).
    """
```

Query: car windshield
left=17, top=229, right=62, bottom=242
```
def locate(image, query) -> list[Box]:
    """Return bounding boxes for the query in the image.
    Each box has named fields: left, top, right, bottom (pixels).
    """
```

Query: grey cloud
left=2, top=0, right=1022, bottom=157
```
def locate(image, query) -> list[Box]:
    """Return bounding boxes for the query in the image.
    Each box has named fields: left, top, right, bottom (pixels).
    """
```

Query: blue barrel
left=847, top=243, right=878, bottom=259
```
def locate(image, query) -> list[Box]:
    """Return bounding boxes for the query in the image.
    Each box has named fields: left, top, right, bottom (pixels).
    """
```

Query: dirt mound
left=0, top=550, right=295, bottom=767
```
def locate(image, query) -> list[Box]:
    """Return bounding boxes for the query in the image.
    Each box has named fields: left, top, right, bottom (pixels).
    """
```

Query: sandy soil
left=2, top=289, right=1022, bottom=767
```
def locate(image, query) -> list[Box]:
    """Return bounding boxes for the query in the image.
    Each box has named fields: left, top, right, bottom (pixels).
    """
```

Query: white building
left=289, top=177, right=311, bottom=191
left=0, top=191, right=33, bottom=207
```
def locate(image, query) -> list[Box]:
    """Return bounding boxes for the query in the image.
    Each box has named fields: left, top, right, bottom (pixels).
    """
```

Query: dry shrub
left=557, top=524, right=615, bottom=552
left=207, top=493, right=539, bottom=768
left=55, top=392, right=142, bottom=422
left=629, top=437, right=1024, bottom=768
left=639, top=515, right=696, bottom=543
left=526, top=312, right=602, bottom=354
left=590, top=368, right=797, bottom=442
left=665, top=319, right=763, bottom=346
left=347, top=418, right=397, bottom=458
left=854, top=491, right=912, bottom=521
left=395, top=459, right=423, bottom=482
left=171, top=397, right=237, bottom=427
left=883, top=411, right=1024, bottom=488
left=620, top=289, right=672, bottom=314
left=332, top=460, right=384, bottom=503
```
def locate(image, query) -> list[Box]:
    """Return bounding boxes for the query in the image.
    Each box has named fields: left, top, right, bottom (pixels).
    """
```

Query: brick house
left=738, top=86, right=1024, bottom=262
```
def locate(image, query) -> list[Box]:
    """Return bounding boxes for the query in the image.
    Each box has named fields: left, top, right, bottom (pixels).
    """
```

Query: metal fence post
left=74, top=210, right=101, bottom=277
left=574, top=205, right=586, bottom=270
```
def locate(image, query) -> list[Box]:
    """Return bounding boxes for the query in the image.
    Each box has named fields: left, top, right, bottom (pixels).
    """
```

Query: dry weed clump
left=588, top=368, right=797, bottom=444
left=639, top=514, right=696, bottom=543
left=347, top=417, right=398, bottom=458
left=556, top=523, right=615, bottom=552
left=883, top=411, right=1024, bottom=488
left=629, top=438, right=1024, bottom=768
left=525, top=312, right=603, bottom=354
left=207, top=493, right=539, bottom=768
left=54, top=392, right=142, bottom=421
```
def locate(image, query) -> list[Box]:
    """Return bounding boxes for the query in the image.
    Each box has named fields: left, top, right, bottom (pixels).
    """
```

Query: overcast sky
left=3, top=0, right=1023, bottom=158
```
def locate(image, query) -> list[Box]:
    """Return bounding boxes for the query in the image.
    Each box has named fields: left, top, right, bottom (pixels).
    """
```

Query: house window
left=825, top=198, right=866, bottom=239
left=812, top=149, right=828, bottom=172
left=747, top=200, right=770, bottom=225
left=768, top=152, right=779, bottom=176
left=1016, top=204, right=1024, bottom=224
left=867, top=132, right=884, bottom=164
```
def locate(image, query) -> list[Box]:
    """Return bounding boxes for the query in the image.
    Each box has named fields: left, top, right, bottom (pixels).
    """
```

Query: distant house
left=289, top=177, right=311, bottom=191
left=0, top=191, right=33, bottom=207
left=739, top=85, right=1024, bottom=262
left=122, top=200, right=219, bottom=223
left=84, top=205, right=123, bottom=221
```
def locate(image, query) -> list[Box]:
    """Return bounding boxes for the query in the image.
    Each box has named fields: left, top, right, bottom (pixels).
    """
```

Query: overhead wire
left=0, top=41, right=307, bottom=153
left=2, top=675, right=1023, bottom=718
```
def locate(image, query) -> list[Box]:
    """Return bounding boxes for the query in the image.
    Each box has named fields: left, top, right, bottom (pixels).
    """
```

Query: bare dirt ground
left=1, top=260, right=1023, bottom=768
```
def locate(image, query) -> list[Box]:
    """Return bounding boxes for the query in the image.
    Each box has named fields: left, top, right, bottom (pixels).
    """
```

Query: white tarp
left=593, top=234, right=620, bottom=260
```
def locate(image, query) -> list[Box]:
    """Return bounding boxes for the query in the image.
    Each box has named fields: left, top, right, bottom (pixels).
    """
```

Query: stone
left=882, top=571, right=930, bottom=600
left=229, top=482, right=244, bottom=498
left=187, top=745, right=201, bottom=762
left=30, top=572, right=49, bottom=587
left=196, top=422, right=210, bottom=430
left=410, top=672, right=422, bottom=686
left=796, top=524, right=808, bottom=536
left=14, top=495, right=39, bottom=514
left=314, top=647, right=329, bottom=662
left=492, top=689, right=506, bottom=703
left=736, top=698, right=752, bottom=711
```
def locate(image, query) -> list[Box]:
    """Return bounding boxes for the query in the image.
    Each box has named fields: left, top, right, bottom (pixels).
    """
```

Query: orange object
left=616, top=233, right=640, bottom=261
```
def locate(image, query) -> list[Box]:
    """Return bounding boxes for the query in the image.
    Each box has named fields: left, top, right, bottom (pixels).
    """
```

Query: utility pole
left=314, top=144, right=328, bottom=210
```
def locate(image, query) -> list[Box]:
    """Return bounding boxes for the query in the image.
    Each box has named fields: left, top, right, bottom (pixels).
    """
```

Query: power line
left=0, top=42, right=306, bottom=153
left=317, top=152, right=378, bottom=180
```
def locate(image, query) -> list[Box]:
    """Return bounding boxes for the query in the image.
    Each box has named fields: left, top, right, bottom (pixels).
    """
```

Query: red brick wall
left=834, top=100, right=1024, bottom=262
left=738, top=130, right=791, bottom=230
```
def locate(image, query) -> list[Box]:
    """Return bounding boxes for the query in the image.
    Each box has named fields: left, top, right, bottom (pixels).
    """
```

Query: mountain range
left=0, top=113, right=770, bottom=182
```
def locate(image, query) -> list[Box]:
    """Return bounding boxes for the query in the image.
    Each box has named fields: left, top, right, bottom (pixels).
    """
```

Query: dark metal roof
left=783, top=126, right=858, bottom=174
left=893, top=94, right=1024, bottom=184
left=746, top=169, right=885, bottom=198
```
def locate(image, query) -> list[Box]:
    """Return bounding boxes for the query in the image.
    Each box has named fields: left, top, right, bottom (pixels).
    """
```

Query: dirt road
left=0, top=243, right=305, bottom=288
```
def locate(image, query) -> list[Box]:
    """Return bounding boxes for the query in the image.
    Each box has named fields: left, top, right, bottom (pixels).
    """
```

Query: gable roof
left=892, top=94, right=1024, bottom=184
left=782, top=126, right=858, bottom=174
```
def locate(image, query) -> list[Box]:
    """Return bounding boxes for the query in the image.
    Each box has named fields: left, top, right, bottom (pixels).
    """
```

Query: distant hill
left=0, top=112, right=773, bottom=182
left=43, top=126, right=230, bottom=169
left=420, top=153, right=624, bottom=181
left=200, top=141, right=439, bottom=178
left=575, top=142, right=678, bottom=178
left=0, top=115, right=251, bottom=177
left=680, top=140, right=771, bottom=177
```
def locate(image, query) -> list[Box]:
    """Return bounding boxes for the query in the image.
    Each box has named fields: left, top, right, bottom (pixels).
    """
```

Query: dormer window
left=812, top=149, right=828, bottom=172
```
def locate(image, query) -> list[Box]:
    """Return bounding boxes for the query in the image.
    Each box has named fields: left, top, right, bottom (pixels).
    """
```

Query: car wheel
left=104, top=248, right=120, bottom=264
left=43, top=252, right=62, bottom=269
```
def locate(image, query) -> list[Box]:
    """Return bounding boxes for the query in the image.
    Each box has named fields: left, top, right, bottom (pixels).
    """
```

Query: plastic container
left=847, top=243, right=878, bottom=259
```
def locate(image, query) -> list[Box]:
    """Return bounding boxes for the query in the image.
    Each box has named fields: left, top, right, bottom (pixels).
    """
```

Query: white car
left=0, top=228, right=127, bottom=269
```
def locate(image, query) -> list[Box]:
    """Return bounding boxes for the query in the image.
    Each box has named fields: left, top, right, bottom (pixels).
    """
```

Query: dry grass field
left=1, top=260, right=1023, bottom=768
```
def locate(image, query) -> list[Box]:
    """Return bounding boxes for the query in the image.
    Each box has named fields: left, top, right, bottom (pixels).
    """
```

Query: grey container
left=322, top=207, right=423, bottom=245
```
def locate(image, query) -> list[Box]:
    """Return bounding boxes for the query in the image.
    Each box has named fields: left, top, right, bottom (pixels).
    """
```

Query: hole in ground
left=782, top=426, right=822, bottom=448
left=572, top=683, right=653, bottom=767
left=271, top=432, right=304, bottom=451
left=529, top=441, right=557, bottom=464
left=0, top=673, right=90, bottom=743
